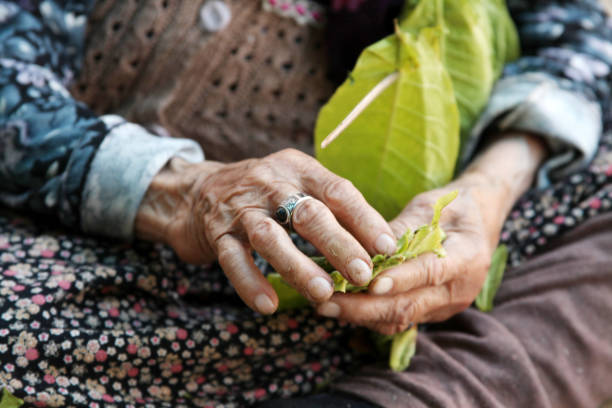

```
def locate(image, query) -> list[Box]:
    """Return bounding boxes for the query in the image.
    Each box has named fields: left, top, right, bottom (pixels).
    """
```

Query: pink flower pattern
left=262, top=0, right=326, bottom=26
left=0, top=215, right=354, bottom=407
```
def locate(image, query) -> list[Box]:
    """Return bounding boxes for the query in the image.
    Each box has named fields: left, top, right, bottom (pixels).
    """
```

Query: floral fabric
left=465, top=0, right=612, bottom=185
left=0, top=0, right=204, bottom=238
left=498, top=0, right=612, bottom=265
left=0, top=0, right=102, bottom=228
left=0, top=215, right=356, bottom=407
left=0, top=0, right=612, bottom=407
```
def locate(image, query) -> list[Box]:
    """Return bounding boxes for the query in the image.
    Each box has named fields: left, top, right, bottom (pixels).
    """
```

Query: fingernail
left=375, top=233, right=397, bottom=255
left=254, top=293, right=275, bottom=315
left=371, top=277, right=393, bottom=295
left=308, top=276, right=333, bottom=300
left=348, top=258, right=372, bottom=285
left=317, top=301, right=340, bottom=318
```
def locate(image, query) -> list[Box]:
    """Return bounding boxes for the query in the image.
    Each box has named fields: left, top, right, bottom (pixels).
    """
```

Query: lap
left=0, top=210, right=357, bottom=407
left=332, top=212, right=612, bottom=408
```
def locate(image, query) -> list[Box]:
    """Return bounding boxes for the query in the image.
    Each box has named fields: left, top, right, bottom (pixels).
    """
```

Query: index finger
left=301, top=163, right=397, bottom=256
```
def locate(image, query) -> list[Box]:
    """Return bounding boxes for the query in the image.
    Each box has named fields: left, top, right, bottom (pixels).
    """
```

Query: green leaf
left=395, top=229, right=413, bottom=254
left=314, top=1, right=518, bottom=221
left=371, top=332, right=394, bottom=356
left=266, top=273, right=309, bottom=312
left=432, top=190, right=458, bottom=226
left=330, top=271, right=348, bottom=293
left=400, top=0, right=519, bottom=147
left=311, top=256, right=335, bottom=273
left=315, top=22, right=460, bottom=220
left=389, top=326, right=418, bottom=371
left=0, top=389, right=23, bottom=408
left=475, top=245, right=508, bottom=312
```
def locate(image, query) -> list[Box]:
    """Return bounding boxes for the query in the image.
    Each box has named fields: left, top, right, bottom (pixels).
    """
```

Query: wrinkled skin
left=136, top=149, right=396, bottom=315
left=316, top=133, right=547, bottom=334
left=138, top=134, right=544, bottom=330
left=318, top=182, right=495, bottom=335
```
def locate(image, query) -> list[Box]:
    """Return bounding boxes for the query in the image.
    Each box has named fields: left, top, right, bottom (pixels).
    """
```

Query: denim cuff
left=80, top=115, right=204, bottom=239
left=462, top=73, right=602, bottom=187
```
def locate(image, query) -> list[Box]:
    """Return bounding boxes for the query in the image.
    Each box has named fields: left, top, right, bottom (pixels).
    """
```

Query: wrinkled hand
left=136, top=149, right=396, bottom=315
left=315, top=133, right=547, bottom=334
left=316, top=179, right=502, bottom=335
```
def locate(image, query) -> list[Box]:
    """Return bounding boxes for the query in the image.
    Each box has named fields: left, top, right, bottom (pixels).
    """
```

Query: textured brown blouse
left=71, top=0, right=336, bottom=162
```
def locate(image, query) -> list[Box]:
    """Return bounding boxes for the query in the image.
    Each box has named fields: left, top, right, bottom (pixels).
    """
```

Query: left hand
left=317, top=179, right=501, bottom=335
left=316, top=133, right=547, bottom=334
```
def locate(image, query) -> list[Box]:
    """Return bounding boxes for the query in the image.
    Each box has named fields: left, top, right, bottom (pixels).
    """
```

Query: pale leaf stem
left=320, top=71, right=400, bottom=149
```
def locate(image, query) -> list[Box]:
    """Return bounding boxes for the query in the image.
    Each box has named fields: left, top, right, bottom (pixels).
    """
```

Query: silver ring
left=274, top=193, right=313, bottom=230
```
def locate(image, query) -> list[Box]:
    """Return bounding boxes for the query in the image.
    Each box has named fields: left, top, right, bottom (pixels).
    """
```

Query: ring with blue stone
left=274, top=193, right=313, bottom=230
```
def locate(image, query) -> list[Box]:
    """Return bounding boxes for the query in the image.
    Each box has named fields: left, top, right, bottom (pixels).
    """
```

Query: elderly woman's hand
left=316, top=133, right=548, bottom=334
left=135, top=149, right=396, bottom=315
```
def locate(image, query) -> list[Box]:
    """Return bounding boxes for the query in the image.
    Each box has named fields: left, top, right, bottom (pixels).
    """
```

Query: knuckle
left=323, top=178, right=359, bottom=206
left=444, top=280, right=458, bottom=305
left=248, top=218, right=279, bottom=249
left=292, top=198, right=326, bottom=228
left=216, top=242, right=240, bottom=269
left=423, top=256, right=446, bottom=286
left=274, top=148, right=309, bottom=165
left=247, top=164, right=274, bottom=186
left=386, top=298, right=415, bottom=327
left=278, top=147, right=302, bottom=157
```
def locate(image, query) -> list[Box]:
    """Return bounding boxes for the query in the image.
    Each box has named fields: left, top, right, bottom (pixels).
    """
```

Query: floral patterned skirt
left=0, top=217, right=357, bottom=407
left=3, top=126, right=612, bottom=407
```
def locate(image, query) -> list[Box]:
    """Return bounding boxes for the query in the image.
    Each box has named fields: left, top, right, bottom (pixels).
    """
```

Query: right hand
left=135, top=149, right=396, bottom=315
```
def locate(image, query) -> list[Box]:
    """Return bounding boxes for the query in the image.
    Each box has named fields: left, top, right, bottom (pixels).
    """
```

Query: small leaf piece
left=0, top=389, right=23, bottom=408
left=331, top=271, right=348, bottom=293
left=311, top=256, right=335, bottom=273
left=475, top=245, right=508, bottom=312
left=266, top=273, right=309, bottom=312
left=389, top=326, right=418, bottom=371
left=432, top=190, right=458, bottom=226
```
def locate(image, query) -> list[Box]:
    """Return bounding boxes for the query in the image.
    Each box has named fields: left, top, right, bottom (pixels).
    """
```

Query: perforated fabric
left=70, top=0, right=336, bottom=162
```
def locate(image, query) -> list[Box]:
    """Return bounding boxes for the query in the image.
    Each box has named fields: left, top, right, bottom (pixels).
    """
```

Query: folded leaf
left=267, top=273, right=309, bottom=312
left=331, top=271, right=348, bottom=293
left=315, top=20, right=460, bottom=220
left=389, top=325, right=418, bottom=371
left=400, top=0, right=519, bottom=147
left=0, top=389, right=23, bottom=408
left=475, top=244, right=508, bottom=312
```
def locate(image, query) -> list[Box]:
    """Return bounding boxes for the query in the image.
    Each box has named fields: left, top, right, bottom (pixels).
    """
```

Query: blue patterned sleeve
left=463, top=0, right=612, bottom=186
left=0, top=0, right=105, bottom=228
left=0, top=1, right=204, bottom=238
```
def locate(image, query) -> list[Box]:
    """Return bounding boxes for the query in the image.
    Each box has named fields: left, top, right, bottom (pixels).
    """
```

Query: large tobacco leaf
left=400, top=0, right=519, bottom=146
left=315, top=19, right=460, bottom=220
left=315, top=0, right=519, bottom=220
